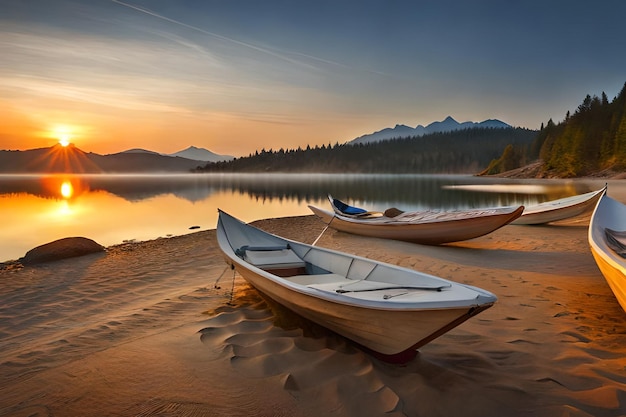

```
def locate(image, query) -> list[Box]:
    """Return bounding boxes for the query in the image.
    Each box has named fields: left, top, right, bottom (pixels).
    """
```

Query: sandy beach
left=2, top=198, right=626, bottom=416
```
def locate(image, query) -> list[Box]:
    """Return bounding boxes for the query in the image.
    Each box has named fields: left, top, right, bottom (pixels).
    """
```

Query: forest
left=483, top=82, right=626, bottom=177
left=195, top=127, right=536, bottom=174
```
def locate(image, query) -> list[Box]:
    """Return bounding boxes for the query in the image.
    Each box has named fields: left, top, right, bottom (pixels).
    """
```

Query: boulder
left=21, top=237, right=105, bottom=265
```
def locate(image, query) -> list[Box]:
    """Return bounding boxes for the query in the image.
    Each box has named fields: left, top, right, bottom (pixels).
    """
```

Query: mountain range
left=0, top=145, right=234, bottom=174
left=349, top=116, right=511, bottom=145
left=121, top=146, right=233, bottom=163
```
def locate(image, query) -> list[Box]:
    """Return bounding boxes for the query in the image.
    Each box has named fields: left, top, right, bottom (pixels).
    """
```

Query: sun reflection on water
left=60, top=181, right=74, bottom=199
left=40, top=175, right=87, bottom=201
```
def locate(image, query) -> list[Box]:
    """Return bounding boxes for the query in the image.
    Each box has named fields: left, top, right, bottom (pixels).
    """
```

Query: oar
left=336, top=284, right=450, bottom=294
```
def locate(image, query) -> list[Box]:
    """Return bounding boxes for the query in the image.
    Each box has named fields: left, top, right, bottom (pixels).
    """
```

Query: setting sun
left=51, top=125, right=75, bottom=147
left=59, top=135, right=71, bottom=147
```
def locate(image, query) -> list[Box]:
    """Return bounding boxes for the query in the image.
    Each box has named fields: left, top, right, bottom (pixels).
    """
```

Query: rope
left=228, top=266, right=236, bottom=305
left=312, top=214, right=335, bottom=246
left=214, top=263, right=237, bottom=305
left=213, top=265, right=230, bottom=289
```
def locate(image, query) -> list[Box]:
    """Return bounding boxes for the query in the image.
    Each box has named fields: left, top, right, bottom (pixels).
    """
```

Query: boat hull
left=590, top=246, right=626, bottom=312
left=233, top=262, right=487, bottom=360
left=216, top=210, right=496, bottom=362
left=309, top=205, right=524, bottom=245
left=588, top=191, right=626, bottom=312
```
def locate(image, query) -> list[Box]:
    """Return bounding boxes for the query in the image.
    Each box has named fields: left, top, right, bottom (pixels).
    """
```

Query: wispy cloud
left=0, top=26, right=277, bottom=111
left=3, top=74, right=184, bottom=113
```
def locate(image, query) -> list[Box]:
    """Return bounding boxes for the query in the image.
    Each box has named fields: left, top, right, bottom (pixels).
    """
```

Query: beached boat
left=512, top=186, right=606, bottom=225
left=216, top=209, right=497, bottom=362
left=588, top=188, right=626, bottom=313
left=307, top=197, right=524, bottom=245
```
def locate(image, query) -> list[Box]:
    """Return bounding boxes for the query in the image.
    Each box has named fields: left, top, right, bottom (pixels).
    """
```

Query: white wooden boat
left=308, top=197, right=524, bottom=245
left=513, top=186, right=606, bottom=225
left=588, top=188, right=626, bottom=313
left=216, top=209, right=497, bottom=363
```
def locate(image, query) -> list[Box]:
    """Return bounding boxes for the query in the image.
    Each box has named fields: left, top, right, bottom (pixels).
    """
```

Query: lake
left=0, top=173, right=612, bottom=262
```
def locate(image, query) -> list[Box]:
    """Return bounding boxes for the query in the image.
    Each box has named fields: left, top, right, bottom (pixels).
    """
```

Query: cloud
left=110, top=0, right=332, bottom=72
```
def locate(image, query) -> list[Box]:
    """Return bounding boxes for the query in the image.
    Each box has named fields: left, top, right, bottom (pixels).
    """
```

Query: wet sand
left=1, top=202, right=626, bottom=416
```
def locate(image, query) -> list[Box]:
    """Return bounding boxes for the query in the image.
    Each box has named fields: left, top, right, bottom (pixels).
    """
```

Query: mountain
left=167, top=146, right=234, bottom=162
left=349, top=116, right=511, bottom=145
left=0, top=144, right=99, bottom=173
left=120, top=148, right=162, bottom=155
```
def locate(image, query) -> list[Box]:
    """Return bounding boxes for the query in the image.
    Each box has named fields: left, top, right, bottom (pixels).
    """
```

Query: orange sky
left=1, top=97, right=374, bottom=157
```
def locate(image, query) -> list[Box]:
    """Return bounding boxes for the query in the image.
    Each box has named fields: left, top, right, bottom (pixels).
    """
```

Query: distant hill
left=0, top=144, right=207, bottom=173
left=120, top=148, right=162, bottom=155
left=120, top=146, right=233, bottom=162
left=167, top=146, right=234, bottom=162
left=0, top=145, right=100, bottom=173
left=350, top=116, right=511, bottom=145
left=92, top=150, right=206, bottom=173
left=0, top=144, right=235, bottom=174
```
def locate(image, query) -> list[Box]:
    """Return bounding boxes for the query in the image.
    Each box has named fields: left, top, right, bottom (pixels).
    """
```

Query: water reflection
left=0, top=173, right=600, bottom=208
left=60, top=181, right=73, bottom=199
left=0, top=173, right=608, bottom=262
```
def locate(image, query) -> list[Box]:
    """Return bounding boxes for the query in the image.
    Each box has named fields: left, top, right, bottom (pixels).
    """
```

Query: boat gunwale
left=522, top=186, right=606, bottom=213
left=227, top=253, right=495, bottom=311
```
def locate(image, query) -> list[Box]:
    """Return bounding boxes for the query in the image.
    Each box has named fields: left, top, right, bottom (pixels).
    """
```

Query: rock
left=21, top=237, right=106, bottom=265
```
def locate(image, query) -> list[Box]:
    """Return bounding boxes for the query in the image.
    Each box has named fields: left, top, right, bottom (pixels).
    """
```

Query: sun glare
left=51, top=125, right=74, bottom=147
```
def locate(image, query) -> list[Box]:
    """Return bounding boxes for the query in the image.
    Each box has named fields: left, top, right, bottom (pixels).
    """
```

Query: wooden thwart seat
left=241, top=246, right=307, bottom=277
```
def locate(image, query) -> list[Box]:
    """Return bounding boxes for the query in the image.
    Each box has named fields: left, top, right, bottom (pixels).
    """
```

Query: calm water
left=0, top=173, right=612, bottom=262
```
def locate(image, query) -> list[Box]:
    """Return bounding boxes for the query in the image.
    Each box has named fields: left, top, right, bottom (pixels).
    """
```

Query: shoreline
left=483, top=160, right=626, bottom=180
left=2, top=212, right=626, bottom=416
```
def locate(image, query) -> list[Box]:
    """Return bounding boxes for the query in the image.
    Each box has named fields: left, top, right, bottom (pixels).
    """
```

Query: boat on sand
left=216, top=209, right=497, bottom=363
left=588, top=188, right=626, bottom=313
left=513, top=185, right=606, bottom=225
left=308, top=196, right=524, bottom=245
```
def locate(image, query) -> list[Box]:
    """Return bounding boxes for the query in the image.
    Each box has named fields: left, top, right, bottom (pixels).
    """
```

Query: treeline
left=483, top=82, right=626, bottom=177
left=195, top=127, right=536, bottom=174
